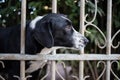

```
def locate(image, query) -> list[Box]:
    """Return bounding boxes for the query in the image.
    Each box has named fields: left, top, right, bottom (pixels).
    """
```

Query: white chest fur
left=26, top=47, right=60, bottom=73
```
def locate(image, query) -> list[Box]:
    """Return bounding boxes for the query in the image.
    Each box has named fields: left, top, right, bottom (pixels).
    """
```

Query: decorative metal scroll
left=110, top=61, right=120, bottom=80
left=0, top=61, right=5, bottom=80
left=0, top=75, right=5, bottom=80
left=41, top=61, right=90, bottom=80
left=56, top=62, right=65, bottom=80
left=84, top=0, right=107, bottom=49
left=82, top=0, right=120, bottom=79
left=96, top=60, right=120, bottom=80
left=0, top=61, right=5, bottom=68
left=84, top=0, right=107, bottom=79
left=41, top=62, right=51, bottom=80
left=39, top=60, right=89, bottom=80
left=0, top=60, right=32, bottom=80
left=96, top=61, right=106, bottom=80
left=85, top=0, right=120, bottom=49
left=111, top=30, right=120, bottom=48
left=71, top=75, right=89, bottom=80
left=13, top=75, right=32, bottom=80
left=41, top=61, right=66, bottom=80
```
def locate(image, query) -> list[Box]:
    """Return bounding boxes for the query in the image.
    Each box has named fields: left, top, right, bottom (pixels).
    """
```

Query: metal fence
left=0, top=0, right=120, bottom=80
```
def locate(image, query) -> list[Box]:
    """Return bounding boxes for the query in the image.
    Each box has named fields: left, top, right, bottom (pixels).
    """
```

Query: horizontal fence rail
left=0, top=54, right=120, bottom=61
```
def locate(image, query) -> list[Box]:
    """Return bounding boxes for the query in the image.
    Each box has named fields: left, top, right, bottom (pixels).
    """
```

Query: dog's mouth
left=73, top=40, right=88, bottom=49
left=78, top=44, right=85, bottom=49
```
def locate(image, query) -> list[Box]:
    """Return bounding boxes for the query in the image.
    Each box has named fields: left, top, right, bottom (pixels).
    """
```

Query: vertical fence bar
left=79, top=0, right=85, bottom=80
left=106, top=0, right=112, bottom=80
left=52, top=0, right=57, bottom=13
left=51, top=0, right=57, bottom=80
left=20, top=0, right=26, bottom=80
left=51, top=50, right=56, bottom=80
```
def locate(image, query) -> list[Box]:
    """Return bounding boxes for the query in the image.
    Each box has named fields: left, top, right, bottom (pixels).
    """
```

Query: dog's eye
left=65, top=26, right=72, bottom=31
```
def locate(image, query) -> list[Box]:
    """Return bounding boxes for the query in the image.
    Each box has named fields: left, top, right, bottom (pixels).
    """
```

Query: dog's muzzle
left=72, top=30, right=89, bottom=49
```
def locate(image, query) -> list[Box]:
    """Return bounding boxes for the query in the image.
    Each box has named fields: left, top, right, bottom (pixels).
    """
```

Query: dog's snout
left=72, top=30, right=89, bottom=49
left=80, top=37, right=89, bottom=45
left=79, top=38, right=89, bottom=45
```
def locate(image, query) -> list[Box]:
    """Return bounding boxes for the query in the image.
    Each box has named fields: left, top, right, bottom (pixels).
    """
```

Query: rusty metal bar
left=106, top=0, right=112, bottom=80
left=79, top=0, right=85, bottom=80
left=20, top=0, right=26, bottom=80
left=51, top=0, right=57, bottom=80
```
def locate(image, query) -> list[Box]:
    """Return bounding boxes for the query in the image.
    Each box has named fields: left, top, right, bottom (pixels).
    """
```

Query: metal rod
left=51, top=0, right=57, bottom=80
left=106, top=0, right=112, bottom=80
left=0, top=54, right=120, bottom=60
left=20, top=0, right=26, bottom=80
left=52, top=0, right=57, bottom=13
left=79, top=0, right=85, bottom=80
left=51, top=50, right=56, bottom=80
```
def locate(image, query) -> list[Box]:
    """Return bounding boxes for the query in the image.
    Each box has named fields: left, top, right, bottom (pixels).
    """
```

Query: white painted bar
left=0, top=54, right=120, bottom=60
left=51, top=0, right=57, bottom=80
left=51, top=50, right=56, bottom=80
left=79, top=0, right=85, bottom=80
left=106, top=0, right=112, bottom=80
left=52, top=0, right=57, bottom=13
left=20, top=0, right=26, bottom=80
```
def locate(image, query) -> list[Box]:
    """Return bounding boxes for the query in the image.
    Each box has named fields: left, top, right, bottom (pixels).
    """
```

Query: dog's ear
left=33, top=20, right=54, bottom=48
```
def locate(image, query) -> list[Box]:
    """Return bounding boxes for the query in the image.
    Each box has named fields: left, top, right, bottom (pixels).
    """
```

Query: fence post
left=106, top=0, right=112, bottom=80
left=52, top=0, right=57, bottom=13
left=20, top=0, right=26, bottom=80
left=51, top=0, right=57, bottom=80
left=79, top=0, right=85, bottom=80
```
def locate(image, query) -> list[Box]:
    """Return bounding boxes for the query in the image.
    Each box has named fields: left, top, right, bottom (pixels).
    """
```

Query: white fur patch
left=30, top=16, right=43, bottom=29
left=26, top=47, right=61, bottom=73
left=72, top=28, right=85, bottom=49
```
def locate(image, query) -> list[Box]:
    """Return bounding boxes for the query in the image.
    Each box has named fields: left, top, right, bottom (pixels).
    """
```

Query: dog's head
left=30, top=13, right=88, bottom=49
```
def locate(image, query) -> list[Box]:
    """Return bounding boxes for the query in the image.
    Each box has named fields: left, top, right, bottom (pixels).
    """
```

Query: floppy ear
left=33, top=20, right=54, bottom=48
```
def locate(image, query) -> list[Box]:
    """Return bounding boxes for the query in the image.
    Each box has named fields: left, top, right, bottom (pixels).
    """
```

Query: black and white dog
left=0, top=13, right=88, bottom=80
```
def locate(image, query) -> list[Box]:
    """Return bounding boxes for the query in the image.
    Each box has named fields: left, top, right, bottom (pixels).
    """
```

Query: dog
left=0, top=13, right=88, bottom=80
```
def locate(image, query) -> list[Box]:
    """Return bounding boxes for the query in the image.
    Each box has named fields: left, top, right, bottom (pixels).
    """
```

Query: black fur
left=0, top=13, right=78, bottom=80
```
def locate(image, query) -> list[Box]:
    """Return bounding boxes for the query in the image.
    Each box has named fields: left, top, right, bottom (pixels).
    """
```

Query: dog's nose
left=84, top=38, right=89, bottom=45
left=79, top=37, right=89, bottom=45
